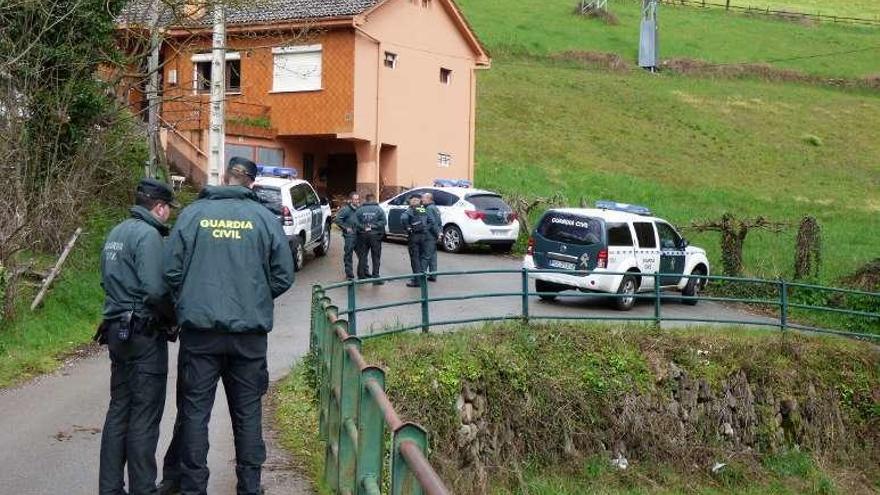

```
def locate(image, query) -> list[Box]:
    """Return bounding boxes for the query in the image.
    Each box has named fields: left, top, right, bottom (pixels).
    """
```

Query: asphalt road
left=0, top=233, right=775, bottom=494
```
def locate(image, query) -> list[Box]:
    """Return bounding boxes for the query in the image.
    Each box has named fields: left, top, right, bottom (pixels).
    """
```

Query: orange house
left=119, top=0, right=490, bottom=199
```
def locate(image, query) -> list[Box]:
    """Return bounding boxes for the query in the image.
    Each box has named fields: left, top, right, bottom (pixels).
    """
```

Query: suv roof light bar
left=595, top=200, right=652, bottom=216
left=257, top=165, right=298, bottom=179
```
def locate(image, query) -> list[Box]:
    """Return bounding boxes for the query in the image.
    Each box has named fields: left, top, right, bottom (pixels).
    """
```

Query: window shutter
left=273, top=46, right=323, bottom=92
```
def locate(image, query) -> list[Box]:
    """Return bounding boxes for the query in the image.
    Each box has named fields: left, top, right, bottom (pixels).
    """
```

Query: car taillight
left=597, top=248, right=608, bottom=269
left=465, top=210, right=486, bottom=220
left=281, top=206, right=294, bottom=226
left=527, top=237, right=535, bottom=256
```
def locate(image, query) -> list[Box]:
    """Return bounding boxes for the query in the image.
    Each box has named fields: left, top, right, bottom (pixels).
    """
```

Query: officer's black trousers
left=99, top=329, right=168, bottom=495
left=160, top=347, right=187, bottom=486
left=356, top=232, right=383, bottom=278
left=407, top=233, right=433, bottom=280
left=178, top=331, right=269, bottom=495
left=342, top=234, right=358, bottom=278
left=425, top=233, right=438, bottom=276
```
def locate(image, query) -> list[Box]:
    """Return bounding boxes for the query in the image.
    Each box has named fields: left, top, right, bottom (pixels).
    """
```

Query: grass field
left=474, top=61, right=880, bottom=282
left=457, top=0, right=880, bottom=285
left=457, top=0, right=880, bottom=78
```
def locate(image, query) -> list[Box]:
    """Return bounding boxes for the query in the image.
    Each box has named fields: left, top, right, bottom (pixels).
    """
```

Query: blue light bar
left=595, top=200, right=652, bottom=216
left=433, top=178, right=472, bottom=188
left=257, top=165, right=298, bottom=179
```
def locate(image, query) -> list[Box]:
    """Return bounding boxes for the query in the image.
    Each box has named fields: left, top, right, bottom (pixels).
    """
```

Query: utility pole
left=207, top=2, right=226, bottom=185
left=639, top=0, right=659, bottom=71
left=146, top=0, right=163, bottom=178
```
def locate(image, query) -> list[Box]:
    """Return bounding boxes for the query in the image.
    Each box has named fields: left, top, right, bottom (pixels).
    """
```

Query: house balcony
left=161, top=98, right=277, bottom=139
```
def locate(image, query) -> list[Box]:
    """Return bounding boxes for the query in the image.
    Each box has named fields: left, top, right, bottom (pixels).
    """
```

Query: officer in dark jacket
left=421, top=192, right=442, bottom=282
left=334, top=192, right=361, bottom=280
left=400, top=195, right=434, bottom=287
left=164, top=158, right=294, bottom=495
left=98, top=178, right=178, bottom=495
left=355, top=193, right=387, bottom=285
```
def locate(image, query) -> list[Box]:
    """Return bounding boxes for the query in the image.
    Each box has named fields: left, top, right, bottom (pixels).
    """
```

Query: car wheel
left=314, top=225, right=331, bottom=257
left=615, top=274, right=638, bottom=311
left=490, top=243, right=515, bottom=254
left=682, top=268, right=704, bottom=306
left=442, top=225, right=464, bottom=253
left=291, top=237, right=304, bottom=272
left=535, top=280, right=560, bottom=302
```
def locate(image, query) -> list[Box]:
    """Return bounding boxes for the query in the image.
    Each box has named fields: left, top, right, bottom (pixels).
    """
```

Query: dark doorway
left=326, top=153, right=357, bottom=201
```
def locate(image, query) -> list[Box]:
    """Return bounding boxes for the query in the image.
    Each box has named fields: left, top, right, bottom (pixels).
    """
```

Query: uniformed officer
left=334, top=192, right=361, bottom=280
left=421, top=192, right=442, bottom=282
left=98, top=178, right=178, bottom=495
left=355, top=193, right=387, bottom=285
left=163, top=157, right=294, bottom=495
left=400, top=195, right=434, bottom=287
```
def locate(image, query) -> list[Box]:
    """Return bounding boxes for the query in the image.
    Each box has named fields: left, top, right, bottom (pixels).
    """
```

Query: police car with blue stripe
left=523, top=201, right=710, bottom=310
left=253, top=166, right=332, bottom=271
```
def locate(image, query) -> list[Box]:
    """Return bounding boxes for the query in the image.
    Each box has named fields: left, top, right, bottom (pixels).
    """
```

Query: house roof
left=119, top=0, right=381, bottom=27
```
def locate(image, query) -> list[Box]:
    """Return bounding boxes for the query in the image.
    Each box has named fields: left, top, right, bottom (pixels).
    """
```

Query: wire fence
left=657, top=0, right=880, bottom=26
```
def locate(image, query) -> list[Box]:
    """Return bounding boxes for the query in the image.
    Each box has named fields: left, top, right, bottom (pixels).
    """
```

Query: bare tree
left=689, top=213, right=788, bottom=277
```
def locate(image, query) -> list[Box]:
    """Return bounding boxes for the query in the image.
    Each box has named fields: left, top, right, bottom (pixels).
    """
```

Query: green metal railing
left=323, top=269, right=879, bottom=341
left=311, top=269, right=879, bottom=494
left=311, top=287, right=450, bottom=495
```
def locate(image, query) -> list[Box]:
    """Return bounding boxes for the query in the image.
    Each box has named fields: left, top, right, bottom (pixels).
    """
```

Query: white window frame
left=191, top=52, right=241, bottom=94
left=437, top=152, right=452, bottom=168
left=270, top=44, right=323, bottom=93
left=440, top=67, right=453, bottom=86
left=384, top=51, right=398, bottom=69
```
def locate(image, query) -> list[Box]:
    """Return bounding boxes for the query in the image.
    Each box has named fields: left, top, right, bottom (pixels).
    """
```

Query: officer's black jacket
left=101, top=206, right=173, bottom=322
left=164, top=186, right=294, bottom=333
left=355, top=202, right=387, bottom=233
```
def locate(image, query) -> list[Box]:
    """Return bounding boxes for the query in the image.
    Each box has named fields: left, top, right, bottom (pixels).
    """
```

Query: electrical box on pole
left=207, top=4, right=226, bottom=185
left=639, top=0, right=659, bottom=70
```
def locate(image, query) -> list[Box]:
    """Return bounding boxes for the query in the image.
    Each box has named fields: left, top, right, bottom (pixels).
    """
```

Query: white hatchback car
left=380, top=187, right=520, bottom=253
left=523, top=202, right=711, bottom=310
left=253, top=176, right=332, bottom=271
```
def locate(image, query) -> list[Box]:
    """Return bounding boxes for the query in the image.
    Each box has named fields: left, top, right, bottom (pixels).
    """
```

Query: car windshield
left=537, top=214, right=603, bottom=246
left=253, top=186, right=282, bottom=205
left=466, top=194, right=510, bottom=211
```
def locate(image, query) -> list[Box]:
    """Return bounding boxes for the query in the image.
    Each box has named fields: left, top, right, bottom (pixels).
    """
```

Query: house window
left=272, top=45, right=323, bottom=93
left=437, top=152, right=452, bottom=168
left=191, top=52, right=241, bottom=93
left=384, top=52, right=398, bottom=69
left=440, top=68, right=452, bottom=85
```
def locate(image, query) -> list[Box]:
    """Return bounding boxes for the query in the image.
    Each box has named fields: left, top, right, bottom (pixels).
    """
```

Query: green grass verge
left=0, top=206, right=122, bottom=388
left=362, top=323, right=880, bottom=494
left=273, top=360, right=328, bottom=494
left=458, top=0, right=880, bottom=78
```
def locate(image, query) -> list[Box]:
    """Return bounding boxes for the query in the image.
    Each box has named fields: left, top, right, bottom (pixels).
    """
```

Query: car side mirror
left=320, top=196, right=329, bottom=206
left=678, top=238, right=689, bottom=249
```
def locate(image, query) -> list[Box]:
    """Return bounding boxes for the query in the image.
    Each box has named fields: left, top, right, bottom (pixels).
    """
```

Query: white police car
left=253, top=167, right=332, bottom=271
left=380, top=186, right=520, bottom=253
left=523, top=201, right=710, bottom=310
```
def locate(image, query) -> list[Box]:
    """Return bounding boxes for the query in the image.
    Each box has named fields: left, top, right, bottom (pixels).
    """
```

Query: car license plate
left=491, top=229, right=509, bottom=236
left=547, top=259, right=576, bottom=270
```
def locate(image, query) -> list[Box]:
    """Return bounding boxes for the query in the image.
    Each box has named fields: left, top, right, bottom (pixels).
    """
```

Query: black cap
left=137, top=178, right=180, bottom=208
left=228, top=156, right=258, bottom=180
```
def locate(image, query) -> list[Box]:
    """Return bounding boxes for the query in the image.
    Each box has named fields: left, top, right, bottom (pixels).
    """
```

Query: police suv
left=523, top=201, right=710, bottom=310
left=253, top=167, right=332, bottom=271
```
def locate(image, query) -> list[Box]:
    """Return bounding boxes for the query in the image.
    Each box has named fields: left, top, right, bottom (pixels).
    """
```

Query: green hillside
left=460, top=0, right=880, bottom=284
left=458, top=0, right=880, bottom=78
